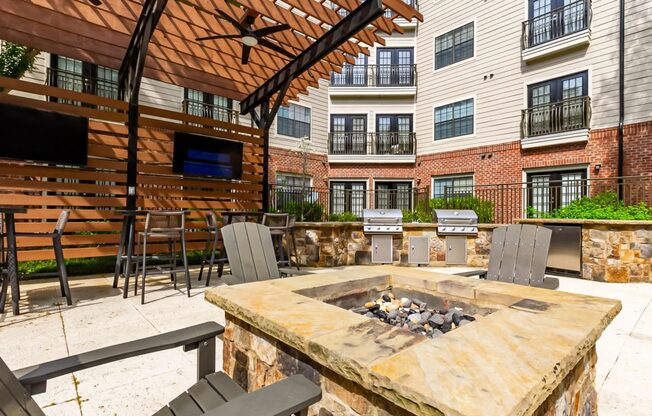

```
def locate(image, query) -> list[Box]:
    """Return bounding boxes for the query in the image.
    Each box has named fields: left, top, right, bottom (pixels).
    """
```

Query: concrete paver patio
left=0, top=266, right=650, bottom=416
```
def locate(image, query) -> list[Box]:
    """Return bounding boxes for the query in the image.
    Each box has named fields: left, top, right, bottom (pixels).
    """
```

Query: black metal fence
left=46, top=67, right=119, bottom=108
left=268, top=185, right=430, bottom=221
left=182, top=99, right=239, bottom=125
left=522, top=0, right=591, bottom=49
left=330, top=64, right=417, bottom=87
left=328, top=132, right=416, bottom=155
left=270, top=176, right=652, bottom=224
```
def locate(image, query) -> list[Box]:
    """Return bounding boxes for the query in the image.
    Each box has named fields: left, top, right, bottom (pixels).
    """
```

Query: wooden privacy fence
left=0, top=76, right=264, bottom=261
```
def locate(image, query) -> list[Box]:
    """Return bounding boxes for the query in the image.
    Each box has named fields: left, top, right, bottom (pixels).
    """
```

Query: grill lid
left=434, top=209, right=478, bottom=224
left=363, top=209, right=403, bottom=224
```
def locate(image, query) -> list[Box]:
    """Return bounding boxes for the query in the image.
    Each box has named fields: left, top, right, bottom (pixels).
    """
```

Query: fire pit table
left=206, top=266, right=620, bottom=416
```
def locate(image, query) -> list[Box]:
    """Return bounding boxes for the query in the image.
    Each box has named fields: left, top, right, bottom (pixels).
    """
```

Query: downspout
left=617, top=0, right=625, bottom=184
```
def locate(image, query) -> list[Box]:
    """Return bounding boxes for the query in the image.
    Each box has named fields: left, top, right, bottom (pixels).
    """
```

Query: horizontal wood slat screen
left=0, top=77, right=263, bottom=262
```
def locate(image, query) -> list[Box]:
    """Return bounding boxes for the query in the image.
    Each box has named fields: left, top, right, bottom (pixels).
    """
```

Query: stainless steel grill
left=434, top=209, right=478, bottom=235
left=363, top=209, right=403, bottom=234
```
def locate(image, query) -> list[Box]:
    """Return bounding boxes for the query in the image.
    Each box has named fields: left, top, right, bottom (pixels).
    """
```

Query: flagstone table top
left=206, top=266, right=621, bottom=416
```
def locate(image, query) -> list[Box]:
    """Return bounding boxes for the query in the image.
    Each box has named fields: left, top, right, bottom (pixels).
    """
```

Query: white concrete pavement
left=0, top=266, right=650, bottom=415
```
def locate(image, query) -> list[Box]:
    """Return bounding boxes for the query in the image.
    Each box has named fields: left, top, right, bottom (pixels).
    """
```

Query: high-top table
left=0, top=206, right=28, bottom=315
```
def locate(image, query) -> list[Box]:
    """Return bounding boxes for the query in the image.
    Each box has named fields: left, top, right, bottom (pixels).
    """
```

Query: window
left=432, top=175, right=474, bottom=199
left=276, top=173, right=312, bottom=189
left=527, top=0, right=589, bottom=47
left=277, top=104, right=311, bottom=139
left=375, top=182, right=412, bottom=210
left=331, top=53, right=367, bottom=86
left=183, top=88, right=234, bottom=123
left=49, top=55, right=119, bottom=105
left=526, top=71, right=588, bottom=136
left=330, top=181, right=366, bottom=217
left=434, top=98, right=474, bottom=140
left=330, top=115, right=367, bottom=154
left=376, top=48, right=414, bottom=86
left=376, top=115, right=413, bottom=154
left=435, top=22, right=474, bottom=70
left=526, top=168, right=586, bottom=215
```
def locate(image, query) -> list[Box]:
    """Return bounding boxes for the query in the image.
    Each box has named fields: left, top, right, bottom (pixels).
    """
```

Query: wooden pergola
left=0, top=0, right=422, bottom=209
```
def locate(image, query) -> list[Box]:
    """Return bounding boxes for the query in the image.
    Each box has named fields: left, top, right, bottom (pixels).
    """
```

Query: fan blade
left=253, top=24, right=291, bottom=38
left=258, top=38, right=296, bottom=59
left=215, top=9, right=247, bottom=31
left=242, top=45, right=251, bottom=65
left=196, top=34, right=242, bottom=41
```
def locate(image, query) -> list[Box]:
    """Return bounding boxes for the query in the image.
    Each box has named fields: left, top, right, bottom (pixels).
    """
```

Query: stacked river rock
left=350, top=292, right=477, bottom=338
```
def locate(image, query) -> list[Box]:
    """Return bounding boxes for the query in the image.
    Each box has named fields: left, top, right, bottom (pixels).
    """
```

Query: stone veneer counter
left=206, top=266, right=621, bottom=416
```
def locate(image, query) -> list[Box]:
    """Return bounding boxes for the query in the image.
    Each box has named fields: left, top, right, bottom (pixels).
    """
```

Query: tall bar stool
left=14, top=210, right=72, bottom=305
left=135, top=211, right=190, bottom=304
left=262, top=213, right=300, bottom=269
left=198, top=211, right=226, bottom=287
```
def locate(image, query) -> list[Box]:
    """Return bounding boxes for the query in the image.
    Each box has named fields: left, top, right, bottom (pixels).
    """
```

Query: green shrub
left=280, top=201, right=324, bottom=222
left=402, top=200, right=433, bottom=223
left=19, top=251, right=207, bottom=277
left=536, top=192, right=652, bottom=220
left=429, top=196, right=494, bottom=223
left=328, top=211, right=359, bottom=222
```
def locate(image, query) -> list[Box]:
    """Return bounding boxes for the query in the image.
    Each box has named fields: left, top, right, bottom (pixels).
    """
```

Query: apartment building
left=7, top=0, right=651, bottom=218
left=270, top=0, right=652, bottom=217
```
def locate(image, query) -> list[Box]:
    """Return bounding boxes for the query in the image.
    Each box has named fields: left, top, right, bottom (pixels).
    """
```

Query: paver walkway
left=0, top=266, right=650, bottom=415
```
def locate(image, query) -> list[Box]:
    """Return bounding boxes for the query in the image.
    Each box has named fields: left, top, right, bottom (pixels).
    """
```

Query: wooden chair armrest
left=278, top=268, right=312, bottom=277
left=454, top=269, right=488, bottom=279
left=14, top=322, right=224, bottom=393
left=203, top=375, right=321, bottom=416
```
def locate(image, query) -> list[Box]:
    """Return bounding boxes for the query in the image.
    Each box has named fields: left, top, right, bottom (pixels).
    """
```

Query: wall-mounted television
left=172, top=132, right=243, bottom=180
left=0, top=103, right=88, bottom=166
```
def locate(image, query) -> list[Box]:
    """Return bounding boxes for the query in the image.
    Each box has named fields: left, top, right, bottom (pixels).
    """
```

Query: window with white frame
left=277, top=103, right=311, bottom=139
left=432, top=175, right=474, bottom=199
left=435, top=22, right=474, bottom=70
left=276, top=173, right=312, bottom=189
left=434, top=98, right=474, bottom=140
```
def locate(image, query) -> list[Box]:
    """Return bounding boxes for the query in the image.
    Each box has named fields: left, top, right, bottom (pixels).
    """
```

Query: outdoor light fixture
left=595, top=163, right=601, bottom=172
left=241, top=35, right=259, bottom=47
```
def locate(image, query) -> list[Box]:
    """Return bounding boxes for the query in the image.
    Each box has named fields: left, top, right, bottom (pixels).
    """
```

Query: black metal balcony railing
left=383, top=0, right=418, bottom=18
left=328, top=132, right=416, bottom=155
left=182, top=99, right=239, bottom=125
left=522, top=96, right=591, bottom=138
left=330, top=64, right=417, bottom=87
left=46, top=67, right=120, bottom=106
left=522, top=0, right=591, bottom=49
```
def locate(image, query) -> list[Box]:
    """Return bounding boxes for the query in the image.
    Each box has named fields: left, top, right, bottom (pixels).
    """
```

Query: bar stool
left=262, top=213, right=300, bottom=269
left=14, top=210, right=72, bottom=305
left=198, top=211, right=226, bottom=287
left=135, top=211, right=190, bottom=304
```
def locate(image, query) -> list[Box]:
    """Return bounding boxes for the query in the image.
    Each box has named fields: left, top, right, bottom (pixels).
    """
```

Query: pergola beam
left=119, top=0, right=168, bottom=210
left=240, top=0, right=385, bottom=115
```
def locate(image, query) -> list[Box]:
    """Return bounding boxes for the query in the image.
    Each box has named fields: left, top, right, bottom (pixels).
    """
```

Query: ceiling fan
left=196, top=3, right=296, bottom=65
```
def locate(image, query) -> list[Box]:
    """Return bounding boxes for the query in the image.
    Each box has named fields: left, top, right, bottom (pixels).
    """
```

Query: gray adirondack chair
left=456, top=224, right=559, bottom=290
left=221, top=223, right=311, bottom=286
left=0, top=322, right=321, bottom=416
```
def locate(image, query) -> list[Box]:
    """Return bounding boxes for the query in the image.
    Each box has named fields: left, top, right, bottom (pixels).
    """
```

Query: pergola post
left=118, top=0, right=168, bottom=210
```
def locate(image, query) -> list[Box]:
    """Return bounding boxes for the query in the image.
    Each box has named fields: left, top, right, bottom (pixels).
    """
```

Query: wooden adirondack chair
left=220, top=223, right=311, bottom=286
left=0, top=322, right=321, bottom=416
left=456, top=224, right=559, bottom=290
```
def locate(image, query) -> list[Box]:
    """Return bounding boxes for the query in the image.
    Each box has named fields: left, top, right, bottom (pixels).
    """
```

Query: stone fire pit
left=206, top=267, right=621, bottom=416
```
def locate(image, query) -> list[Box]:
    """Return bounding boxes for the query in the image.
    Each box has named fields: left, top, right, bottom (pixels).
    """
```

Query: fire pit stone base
left=223, top=314, right=598, bottom=416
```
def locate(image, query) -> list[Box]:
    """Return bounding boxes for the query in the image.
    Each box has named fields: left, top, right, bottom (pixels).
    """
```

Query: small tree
left=0, top=41, right=39, bottom=90
left=292, top=136, right=312, bottom=221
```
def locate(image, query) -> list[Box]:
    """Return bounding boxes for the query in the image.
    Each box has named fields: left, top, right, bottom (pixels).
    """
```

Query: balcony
left=521, top=96, right=591, bottom=149
left=383, top=0, right=419, bottom=26
left=521, top=0, right=591, bottom=62
left=182, top=99, right=239, bottom=125
left=46, top=67, right=119, bottom=106
left=327, top=132, right=416, bottom=163
left=329, top=64, right=417, bottom=97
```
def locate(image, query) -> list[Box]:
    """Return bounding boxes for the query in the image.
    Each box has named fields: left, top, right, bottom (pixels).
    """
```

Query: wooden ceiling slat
left=0, top=0, right=420, bottom=105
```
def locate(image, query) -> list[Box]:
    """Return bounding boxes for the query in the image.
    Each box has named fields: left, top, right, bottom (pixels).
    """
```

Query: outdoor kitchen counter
left=295, top=221, right=503, bottom=229
left=205, top=266, right=621, bottom=416
left=519, top=218, right=652, bottom=226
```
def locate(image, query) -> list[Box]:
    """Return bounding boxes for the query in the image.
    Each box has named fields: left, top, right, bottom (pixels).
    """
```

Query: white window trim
left=432, top=19, right=477, bottom=74
left=432, top=95, right=477, bottom=141
left=431, top=173, right=475, bottom=198
left=275, top=101, right=313, bottom=141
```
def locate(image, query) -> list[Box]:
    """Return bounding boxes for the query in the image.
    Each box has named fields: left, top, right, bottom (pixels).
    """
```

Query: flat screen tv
left=173, top=132, right=243, bottom=180
left=0, top=102, right=88, bottom=166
